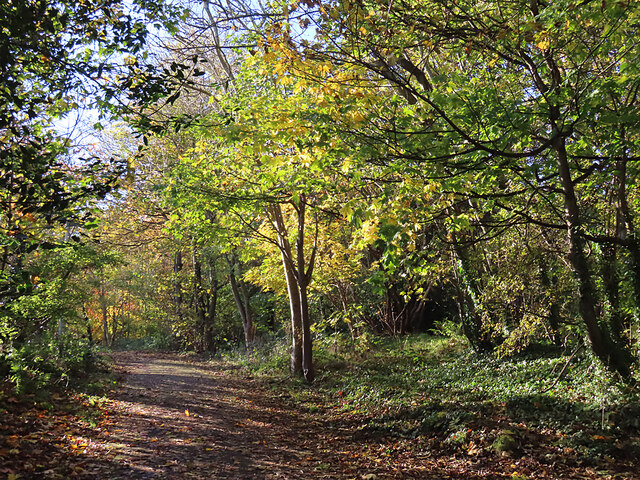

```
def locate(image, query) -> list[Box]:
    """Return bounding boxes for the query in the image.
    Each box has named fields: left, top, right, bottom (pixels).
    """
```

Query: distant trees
left=0, top=0, right=186, bottom=385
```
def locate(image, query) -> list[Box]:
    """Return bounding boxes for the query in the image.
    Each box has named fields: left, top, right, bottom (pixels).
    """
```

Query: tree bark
left=451, top=239, right=494, bottom=351
left=267, top=204, right=303, bottom=376
left=537, top=257, right=562, bottom=346
left=294, top=197, right=315, bottom=383
left=192, top=244, right=207, bottom=350
left=100, top=279, right=111, bottom=347
left=227, top=253, right=256, bottom=351
left=266, top=199, right=317, bottom=381
left=282, top=248, right=303, bottom=376
left=173, top=250, right=184, bottom=329
left=554, top=135, right=633, bottom=379
left=205, top=255, right=218, bottom=353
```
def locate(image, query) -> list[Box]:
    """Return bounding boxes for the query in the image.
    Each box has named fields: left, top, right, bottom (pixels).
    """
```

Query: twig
left=540, top=343, right=584, bottom=394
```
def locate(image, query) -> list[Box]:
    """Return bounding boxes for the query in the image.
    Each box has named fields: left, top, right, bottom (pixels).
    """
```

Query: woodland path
left=61, top=352, right=635, bottom=480
left=8, top=352, right=633, bottom=479
left=92, top=352, right=349, bottom=479
left=83, top=352, right=409, bottom=480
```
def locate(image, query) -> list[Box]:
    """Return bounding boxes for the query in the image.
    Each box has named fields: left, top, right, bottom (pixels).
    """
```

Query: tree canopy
left=3, top=0, right=640, bottom=391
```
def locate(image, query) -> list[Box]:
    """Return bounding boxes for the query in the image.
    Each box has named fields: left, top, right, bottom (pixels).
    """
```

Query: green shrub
left=2, top=333, right=99, bottom=394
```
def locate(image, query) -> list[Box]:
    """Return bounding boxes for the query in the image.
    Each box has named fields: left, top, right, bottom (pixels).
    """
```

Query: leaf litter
left=0, top=351, right=638, bottom=479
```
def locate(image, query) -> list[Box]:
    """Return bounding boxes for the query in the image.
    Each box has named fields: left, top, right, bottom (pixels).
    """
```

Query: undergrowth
left=233, top=333, right=640, bottom=464
left=0, top=333, right=108, bottom=394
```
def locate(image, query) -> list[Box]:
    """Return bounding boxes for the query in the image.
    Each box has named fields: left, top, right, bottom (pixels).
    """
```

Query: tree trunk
left=282, top=249, right=303, bottom=376
left=451, top=242, right=494, bottom=351
left=612, top=139, right=640, bottom=344
left=267, top=204, right=303, bottom=375
left=294, top=198, right=315, bottom=382
left=191, top=243, right=209, bottom=351
left=100, top=280, right=111, bottom=347
left=227, top=253, right=256, bottom=351
left=554, top=135, right=633, bottom=379
left=537, top=258, right=562, bottom=346
left=82, top=305, right=93, bottom=346
left=205, top=255, right=217, bottom=353
left=298, top=277, right=314, bottom=382
left=173, top=250, right=184, bottom=328
left=239, top=278, right=256, bottom=346
left=266, top=200, right=317, bottom=382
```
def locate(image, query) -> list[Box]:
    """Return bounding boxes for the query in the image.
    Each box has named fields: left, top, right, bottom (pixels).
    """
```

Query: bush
left=2, top=333, right=99, bottom=394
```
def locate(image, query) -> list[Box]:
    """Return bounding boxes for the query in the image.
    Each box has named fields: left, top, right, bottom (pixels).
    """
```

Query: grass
left=235, top=333, right=640, bottom=464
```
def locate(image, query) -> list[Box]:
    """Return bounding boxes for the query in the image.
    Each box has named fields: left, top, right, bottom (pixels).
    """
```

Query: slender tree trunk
left=294, top=198, right=315, bottom=382
left=451, top=241, right=494, bottom=351
left=205, top=256, right=217, bottom=353
left=100, top=280, right=110, bottom=346
left=602, top=243, right=623, bottom=339
left=267, top=204, right=303, bottom=375
left=612, top=137, right=640, bottom=343
left=192, top=243, right=208, bottom=351
left=267, top=200, right=317, bottom=381
left=110, top=309, right=118, bottom=346
left=608, top=150, right=629, bottom=341
left=239, top=279, right=256, bottom=346
left=227, top=253, right=256, bottom=351
left=282, top=249, right=303, bottom=376
left=554, top=135, right=633, bottom=379
left=298, top=277, right=314, bottom=382
left=83, top=305, right=93, bottom=346
left=537, top=258, right=562, bottom=346
left=173, top=250, right=184, bottom=329
left=82, top=305, right=94, bottom=369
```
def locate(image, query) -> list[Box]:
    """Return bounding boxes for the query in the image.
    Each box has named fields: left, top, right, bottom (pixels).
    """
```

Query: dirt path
left=74, top=353, right=630, bottom=480
left=91, top=352, right=347, bottom=479
left=2, top=351, right=434, bottom=479
left=4, top=352, right=637, bottom=479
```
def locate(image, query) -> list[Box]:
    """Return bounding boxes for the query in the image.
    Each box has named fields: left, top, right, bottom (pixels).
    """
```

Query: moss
left=492, top=431, right=518, bottom=453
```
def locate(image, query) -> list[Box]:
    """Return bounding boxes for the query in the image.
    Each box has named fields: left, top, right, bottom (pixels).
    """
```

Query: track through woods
left=4, top=352, right=639, bottom=479
left=75, top=352, right=459, bottom=479
left=77, top=351, right=391, bottom=479
left=90, top=352, right=351, bottom=479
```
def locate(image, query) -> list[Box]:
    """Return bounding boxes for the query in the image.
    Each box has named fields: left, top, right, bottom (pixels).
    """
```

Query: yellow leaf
left=185, top=409, right=190, bottom=417
left=350, top=111, right=366, bottom=125
left=537, top=38, right=550, bottom=51
left=277, top=75, right=293, bottom=85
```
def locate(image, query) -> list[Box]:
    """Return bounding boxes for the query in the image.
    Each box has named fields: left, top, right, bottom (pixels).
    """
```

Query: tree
left=0, top=0, right=187, bottom=380
left=258, top=0, right=640, bottom=379
left=161, top=46, right=383, bottom=380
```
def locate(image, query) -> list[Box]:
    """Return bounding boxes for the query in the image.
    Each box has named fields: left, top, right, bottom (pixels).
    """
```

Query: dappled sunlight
left=66, top=353, right=356, bottom=478
left=4, top=0, right=640, bottom=478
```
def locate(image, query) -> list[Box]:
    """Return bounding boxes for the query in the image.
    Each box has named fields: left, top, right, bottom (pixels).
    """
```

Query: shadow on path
left=45, top=352, right=514, bottom=479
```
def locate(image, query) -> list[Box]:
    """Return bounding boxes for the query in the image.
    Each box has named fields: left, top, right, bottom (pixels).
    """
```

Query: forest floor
left=1, top=350, right=639, bottom=479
